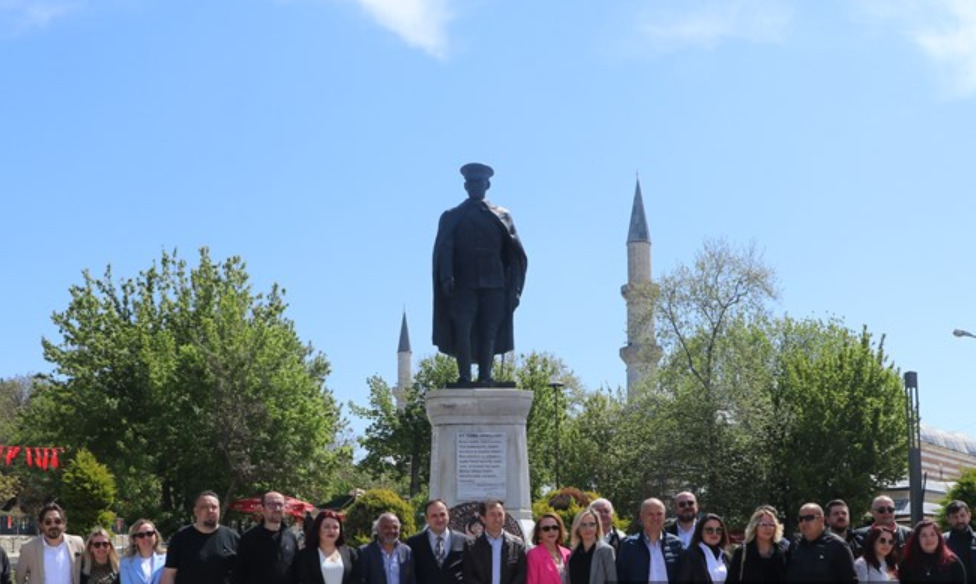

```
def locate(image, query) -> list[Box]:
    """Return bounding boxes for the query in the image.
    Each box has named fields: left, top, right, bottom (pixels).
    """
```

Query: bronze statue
left=432, top=163, right=527, bottom=386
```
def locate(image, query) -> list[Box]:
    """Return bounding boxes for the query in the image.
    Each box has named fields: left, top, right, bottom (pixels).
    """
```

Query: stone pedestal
left=426, top=388, right=534, bottom=531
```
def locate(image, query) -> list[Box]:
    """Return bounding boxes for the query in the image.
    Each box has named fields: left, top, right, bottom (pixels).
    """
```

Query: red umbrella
left=227, top=496, right=316, bottom=519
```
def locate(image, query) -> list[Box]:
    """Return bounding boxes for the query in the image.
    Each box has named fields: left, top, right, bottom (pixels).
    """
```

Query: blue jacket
left=119, top=553, right=166, bottom=584
left=616, top=532, right=683, bottom=584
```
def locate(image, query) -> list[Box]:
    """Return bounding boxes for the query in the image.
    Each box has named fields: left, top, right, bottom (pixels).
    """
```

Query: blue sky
left=2, top=0, right=975, bottom=440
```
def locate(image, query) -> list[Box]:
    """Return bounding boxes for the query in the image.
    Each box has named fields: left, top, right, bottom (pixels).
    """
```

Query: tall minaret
left=620, top=178, right=657, bottom=399
left=394, top=310, right=412, bottom=410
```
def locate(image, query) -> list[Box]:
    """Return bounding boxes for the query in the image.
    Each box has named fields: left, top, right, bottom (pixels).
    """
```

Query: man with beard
left=232, top=491, right=298, bottom=584
left=15, top=502, right=85, bottom=584
left=360, top=512, right=416, bottom=584
left=825, top=499, right=863, bottom=558
left=944, top=500, right=976, bottom=583
left=664, top=491, right=698, bottom=549
left=161, top=491, right=240, bottom=584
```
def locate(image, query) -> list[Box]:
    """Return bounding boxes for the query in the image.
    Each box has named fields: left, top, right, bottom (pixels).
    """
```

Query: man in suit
left=616, top=498, right=683, bottom=584
left=407, top=499, right=470, bottom=583
left=360, top=512, right=416, bottom=584
left=16, top=502, right=85, bottom=584
left=462, top=499, right=527, bottom=584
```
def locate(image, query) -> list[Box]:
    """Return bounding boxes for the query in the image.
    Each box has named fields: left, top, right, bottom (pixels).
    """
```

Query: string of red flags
left=0, top=446, right=67, bottom=470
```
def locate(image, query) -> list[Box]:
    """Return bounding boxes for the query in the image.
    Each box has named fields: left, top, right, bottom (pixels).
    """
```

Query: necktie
left=435, top=535, right=445, bottom=567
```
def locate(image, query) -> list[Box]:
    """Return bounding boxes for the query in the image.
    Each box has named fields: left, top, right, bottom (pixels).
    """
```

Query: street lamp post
left=904, top=371, right=923, bottom=526
left=549, top=380, right=565, bottom=490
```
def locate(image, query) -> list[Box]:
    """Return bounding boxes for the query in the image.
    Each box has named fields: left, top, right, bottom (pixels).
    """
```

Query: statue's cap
left=460, top=163, right=494, bottom=181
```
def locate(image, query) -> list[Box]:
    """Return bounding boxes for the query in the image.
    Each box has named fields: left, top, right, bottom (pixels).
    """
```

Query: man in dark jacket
left=616, top=498, right=683, bottom=584
left=854, top=495, right=913, bottom=551
left=462, top=500, right=526, bottom=584
left=407, top=499, right=470, bottom=584
left=787, top=503, right=856, bottom=583
left=232, top=491, right=298, bottom=584
left=944, top=500, right=976, bottom=583
left=825, top=499, right=863, bottom=559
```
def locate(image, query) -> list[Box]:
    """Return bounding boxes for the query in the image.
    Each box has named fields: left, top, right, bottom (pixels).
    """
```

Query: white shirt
left=42, top=538, right=73, bottom=584
left=318, top=548, right=345, bottom=584
left=427, top=528, right=451, bottom=562
left=676, top=521, right=696, bottom=549
left=381, top=542, right=402, bottom=584
left=699, top=542, right=728, bottom=584
left=643, top=534, right=669, bottom=584
left=140, top=556, right=153, bottom=581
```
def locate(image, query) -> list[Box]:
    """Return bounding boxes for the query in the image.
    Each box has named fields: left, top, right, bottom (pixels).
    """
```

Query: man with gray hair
left=360, top=512, right=416, bottom=584
left=589, top=498, right=625, bottom=552
left=616, top=498, right=683, bottom=584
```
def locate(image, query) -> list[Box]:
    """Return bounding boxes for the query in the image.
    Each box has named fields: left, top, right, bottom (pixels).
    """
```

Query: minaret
left=620, top=178, right=657, bottom=399
left=394, top=310, right=412, bottom=410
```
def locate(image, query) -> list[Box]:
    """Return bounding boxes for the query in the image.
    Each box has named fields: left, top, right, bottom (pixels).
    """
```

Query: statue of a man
left=432, top=163, right=527, bottom=385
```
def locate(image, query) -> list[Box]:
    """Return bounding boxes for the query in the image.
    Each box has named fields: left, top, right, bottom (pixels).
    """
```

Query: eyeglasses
left=798, top=514, right=820, bottom=523
left=877, top=538, right=895, bottom=545
left=757, top=522, right=777, bottom=528
left=874, top=506, right=895, bottom=514
left=133, top=531, right=156, bottom=539
left=264, top=502, right=285, bottom=509
left=91, top=542, right=111, bottom=549
left=703, top=526, right=724, bottom=535
left=539, top=525, right=560, bottom=533
left=580, top=522, right=598, bottom=529
left=676, top=501, right=696, bottom=508
left=43, top=518, right=63, bottom=526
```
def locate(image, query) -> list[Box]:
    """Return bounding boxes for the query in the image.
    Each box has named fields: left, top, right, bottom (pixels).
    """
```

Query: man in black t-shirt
left=161, top=490, right=240, bottom=584
left=232, top=491, right=298, bottom=584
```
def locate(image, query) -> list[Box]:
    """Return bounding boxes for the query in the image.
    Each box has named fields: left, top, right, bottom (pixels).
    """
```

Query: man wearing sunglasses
left=15, top=502, right=85, bottom=584
left=786, top=503, right=856, bottom=583
left=854, top=495, right=912, bottom=551
left=664, top=492, right=698, bottom=549
left=232, top=491, right=298, bottom=584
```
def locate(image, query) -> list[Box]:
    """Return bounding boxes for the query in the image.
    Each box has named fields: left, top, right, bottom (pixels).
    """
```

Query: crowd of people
left=3, top=489, right=976, bottom=584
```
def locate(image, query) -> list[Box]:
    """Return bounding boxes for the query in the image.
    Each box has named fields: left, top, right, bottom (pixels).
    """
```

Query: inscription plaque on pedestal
left=457, top=432, right=506, bottom=500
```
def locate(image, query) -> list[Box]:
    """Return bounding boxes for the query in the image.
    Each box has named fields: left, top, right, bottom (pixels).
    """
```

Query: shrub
left=60, top=449, right=117, bottom=534
left=343, top=488, right=416, bottom=546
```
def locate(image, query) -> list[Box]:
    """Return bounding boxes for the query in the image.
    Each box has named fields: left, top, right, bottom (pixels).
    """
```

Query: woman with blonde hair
left=81, top=528, right=120, bottom=584
left=119, top=519, right=166, bottom=584
left=563, top=508, right=616, bottom=584
left=726, top=506, right=790, bottom=583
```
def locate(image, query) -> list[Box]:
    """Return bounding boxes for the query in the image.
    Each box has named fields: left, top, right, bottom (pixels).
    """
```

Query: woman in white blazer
left=119, top=519, right=166, bottom=584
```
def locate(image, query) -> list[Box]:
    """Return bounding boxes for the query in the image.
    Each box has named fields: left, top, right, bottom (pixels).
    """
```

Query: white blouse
left=318, top=548, right=345, bottom=584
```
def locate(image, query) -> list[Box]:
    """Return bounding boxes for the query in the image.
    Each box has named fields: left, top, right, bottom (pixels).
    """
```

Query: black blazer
left=406, top=529, right=470, bottom=584
left=295, top=545, right=359, bottom=584
left=462, top=532, right=527, bottom=584
left=359, top=541, right=416, bottom=584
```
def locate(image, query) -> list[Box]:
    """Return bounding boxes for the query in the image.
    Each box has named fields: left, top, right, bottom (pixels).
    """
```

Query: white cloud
left=0, top=0, right=84, bottom=34
left=858, top=0, right=976, bottom=99
left=352, top=0, right=451, bottom=59
left=637, top=0, right=792, bottom=52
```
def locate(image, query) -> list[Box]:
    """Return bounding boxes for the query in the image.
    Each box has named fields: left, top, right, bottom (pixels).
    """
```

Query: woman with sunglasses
left=81, top=528, right=120, bottom=584
left=855, top=525, right=899, bottom=582
left=676, top=513, right=730, bottom=583
left=528, top=513, right=571, bottom=584
left=899, top=519, right=965, bottom=583
left=120, top=519, right=166, bottom=584
left=563, top=508, right=616, bottom=584
left=727, top=506, right=789, bottom=583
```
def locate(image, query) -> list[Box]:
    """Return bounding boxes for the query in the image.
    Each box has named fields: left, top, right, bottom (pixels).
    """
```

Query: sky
left=2, top=0, right=975, bottom=441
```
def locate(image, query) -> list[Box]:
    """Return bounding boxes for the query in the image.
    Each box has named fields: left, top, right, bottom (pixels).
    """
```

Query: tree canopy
left=15, top=248, right=348, bottom=530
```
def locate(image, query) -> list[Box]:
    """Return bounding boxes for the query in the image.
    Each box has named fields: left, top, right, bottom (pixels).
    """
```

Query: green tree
left=937, top=467, right=976, bottom=529
left=61, top=448, right=117, bottom=533
left=16, top=248, right=348, bottom=529
left=351, top=354, right=455, bottom=497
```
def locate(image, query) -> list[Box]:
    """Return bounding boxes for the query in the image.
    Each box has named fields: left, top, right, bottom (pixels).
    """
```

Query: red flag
left=25, top=447, right=32, bottom=467
left=4, top=446, right=19, bottom=466
left=50, top=448, right=62, bottom=470
left=35, top=448, right=49, bottom=471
